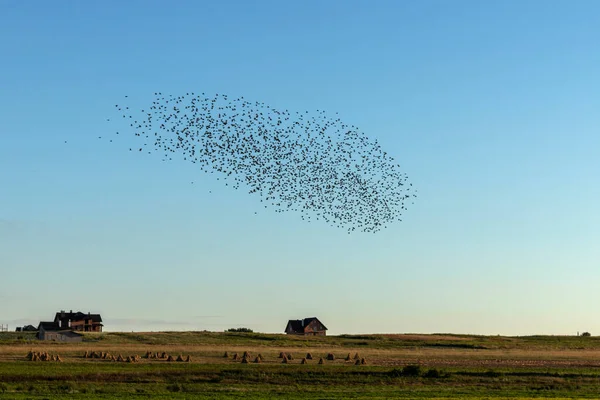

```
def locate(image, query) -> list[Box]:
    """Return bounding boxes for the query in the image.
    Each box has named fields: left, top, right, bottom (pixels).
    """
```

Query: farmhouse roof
left=54, top=311, right=103, bottom=323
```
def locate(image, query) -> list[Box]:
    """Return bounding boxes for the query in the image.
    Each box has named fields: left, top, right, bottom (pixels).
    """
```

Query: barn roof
left=286, top=320, right=304, bottom=333
left=303, top=317, right=328, bottom=330
left=22, top=325, right=37, bottom=331
left=38, top=321, right=59, bottom=331
left=56, top=330, right=83, bottom=338
left=285, top=317, right=328, bottom=333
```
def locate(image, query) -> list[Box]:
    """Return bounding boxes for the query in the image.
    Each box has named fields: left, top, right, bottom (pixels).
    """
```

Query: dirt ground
left=4, top=342, right=600, bottom=369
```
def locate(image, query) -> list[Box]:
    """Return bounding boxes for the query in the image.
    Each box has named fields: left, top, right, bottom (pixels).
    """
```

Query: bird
left=104, top=91, right=417, bottom=233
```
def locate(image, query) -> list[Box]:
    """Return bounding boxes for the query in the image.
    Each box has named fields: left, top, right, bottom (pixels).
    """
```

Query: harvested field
left=2, top=332, right=600, bottom=398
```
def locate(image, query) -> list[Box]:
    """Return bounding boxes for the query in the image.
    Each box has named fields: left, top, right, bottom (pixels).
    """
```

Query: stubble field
left=2, top=332, right=600, bottom=399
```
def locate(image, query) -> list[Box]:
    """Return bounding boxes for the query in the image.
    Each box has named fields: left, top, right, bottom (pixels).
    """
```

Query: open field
left=2, top=332, right=600, bottom=398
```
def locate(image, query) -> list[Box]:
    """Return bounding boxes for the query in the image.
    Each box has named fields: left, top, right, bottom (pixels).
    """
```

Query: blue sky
left=1, top=0, right=599, bottom=335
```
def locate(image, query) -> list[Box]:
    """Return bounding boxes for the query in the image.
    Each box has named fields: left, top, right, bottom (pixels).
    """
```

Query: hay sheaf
left=26, top=351, right=62, bottom=362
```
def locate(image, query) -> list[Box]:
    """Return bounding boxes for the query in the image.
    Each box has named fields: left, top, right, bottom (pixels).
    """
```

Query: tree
left=226, top=328, right=253, bottom=333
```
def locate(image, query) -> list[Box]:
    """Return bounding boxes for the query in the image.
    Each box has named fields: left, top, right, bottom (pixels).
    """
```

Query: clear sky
left=1, top=0, right=599, bottom=335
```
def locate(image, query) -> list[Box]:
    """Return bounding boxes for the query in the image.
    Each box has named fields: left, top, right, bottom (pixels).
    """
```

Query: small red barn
left=284, top=317, right=327, bottom=336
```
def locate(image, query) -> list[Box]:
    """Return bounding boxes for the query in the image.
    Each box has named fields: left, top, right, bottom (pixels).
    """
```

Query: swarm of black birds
left=108, top=92, right=417, bottom=233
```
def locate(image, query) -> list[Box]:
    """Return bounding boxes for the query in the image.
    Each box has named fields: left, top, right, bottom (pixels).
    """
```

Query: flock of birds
left=105, top=92, right=416, bottom=233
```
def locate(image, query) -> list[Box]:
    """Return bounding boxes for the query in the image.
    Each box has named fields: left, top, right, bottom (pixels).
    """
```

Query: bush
left=401, top=365, right=422, bottom=377
left=57, top=384, right=72, bottom=392
left=389, top=365, right=423, bottom=377
left=388, top=368, right=403, bottom=378
left=581, top=332, right=591, bottom=337
left=484, top=369, right=502, bottom=377
left=166, top=384, right=182, bottom=392
left=226, top=328, right=254, bottom=333
left=423, top=368, right=442, bottom=378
